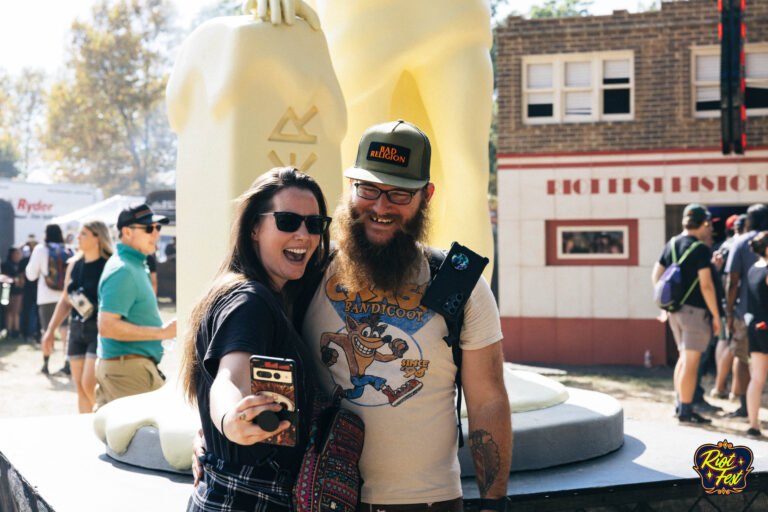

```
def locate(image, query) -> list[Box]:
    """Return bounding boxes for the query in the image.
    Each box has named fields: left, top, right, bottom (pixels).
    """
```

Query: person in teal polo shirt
left=95, top=203, right=177, bottom=408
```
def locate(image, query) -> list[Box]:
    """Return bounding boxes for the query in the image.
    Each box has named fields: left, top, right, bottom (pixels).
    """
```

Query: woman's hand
left=191, top=428, right=205, bottom=487
left=221, top=393, right=291, bottom=446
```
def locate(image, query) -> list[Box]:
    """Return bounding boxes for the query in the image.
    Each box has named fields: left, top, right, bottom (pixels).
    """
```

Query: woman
left=2, top=247, right=25, bottom=338
left=181, top=167, right=330, bottom=511
left=42, top=220, right=114, bottom=412
left=746, top=231, right=768, bottom=438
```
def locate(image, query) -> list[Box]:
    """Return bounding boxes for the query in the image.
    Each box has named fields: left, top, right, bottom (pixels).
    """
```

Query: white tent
left=50, top=194, right=144, bottom=234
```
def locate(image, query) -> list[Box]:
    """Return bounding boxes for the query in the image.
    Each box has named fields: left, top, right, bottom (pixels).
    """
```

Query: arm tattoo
left=469, top=429, right=501, bottom=497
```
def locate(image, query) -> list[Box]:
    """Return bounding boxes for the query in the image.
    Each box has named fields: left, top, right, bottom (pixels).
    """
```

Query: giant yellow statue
left=168, top=0, right=495, bottom=327
left=96, top=0, right=501, bottom=474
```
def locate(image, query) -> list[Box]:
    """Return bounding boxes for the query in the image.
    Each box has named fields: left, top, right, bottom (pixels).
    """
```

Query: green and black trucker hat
left=344, top=119, right=431, bottom=189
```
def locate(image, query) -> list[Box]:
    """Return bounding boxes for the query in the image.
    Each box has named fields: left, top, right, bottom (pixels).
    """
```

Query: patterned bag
left=293, top=394, right=364, bottom=512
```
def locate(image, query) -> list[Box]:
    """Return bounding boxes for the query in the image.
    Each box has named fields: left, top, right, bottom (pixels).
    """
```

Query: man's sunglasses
left=127, top=224, right=161, bottom=234
left=260, top=212, right=331, bottom=235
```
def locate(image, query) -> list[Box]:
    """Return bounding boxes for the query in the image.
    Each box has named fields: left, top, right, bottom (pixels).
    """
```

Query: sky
left=0, top=0, right=645, bottom=76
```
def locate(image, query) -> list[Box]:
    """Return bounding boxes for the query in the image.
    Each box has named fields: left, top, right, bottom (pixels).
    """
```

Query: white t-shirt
left=25, top=244, right=64, bottom=305
left=302, top=252, right=502, bottom=504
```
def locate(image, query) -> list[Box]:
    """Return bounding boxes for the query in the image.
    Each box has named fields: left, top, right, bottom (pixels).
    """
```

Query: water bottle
left=0, top=282, right=10, bottom=306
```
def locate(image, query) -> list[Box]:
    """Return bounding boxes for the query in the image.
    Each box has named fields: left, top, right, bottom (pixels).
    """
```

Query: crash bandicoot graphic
left=321, top=313, right=423, bottom=406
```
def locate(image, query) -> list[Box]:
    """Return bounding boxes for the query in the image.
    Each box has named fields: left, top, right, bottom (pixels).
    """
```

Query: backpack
left=45, top=243, right=71, bottom=291
left=293, top=393, right=365, bottom=512
left=654, top=237, right=703, bottom=312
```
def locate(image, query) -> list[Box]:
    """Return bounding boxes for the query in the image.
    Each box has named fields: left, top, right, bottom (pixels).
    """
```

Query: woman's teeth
left=284, top=248, right=307, bottom=261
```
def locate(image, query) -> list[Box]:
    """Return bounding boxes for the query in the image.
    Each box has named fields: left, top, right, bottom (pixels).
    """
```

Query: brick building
left=495, top=0, right=768, bottom=366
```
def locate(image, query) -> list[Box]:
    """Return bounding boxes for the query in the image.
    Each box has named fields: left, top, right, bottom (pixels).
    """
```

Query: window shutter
left=565, top=92, right=591, bottom=116
left=604, top=59, right=630, bottom=84
left=746, top=52, right=768, bottom=80
left=527, top=64, right=553, bottom=89
left=566, top=62, right=591, bottom=87
left=696, top=55, right=719, bottom=82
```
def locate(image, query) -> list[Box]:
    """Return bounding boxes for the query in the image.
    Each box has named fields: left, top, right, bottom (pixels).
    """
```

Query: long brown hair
left=180, top=167, right=330, bottom=404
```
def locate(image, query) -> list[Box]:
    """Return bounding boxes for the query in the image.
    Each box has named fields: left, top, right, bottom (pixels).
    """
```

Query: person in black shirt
left=2, top=247, right=25, bottom=339
left=42, top=220, right=114, bottom=412
left=745, top=232, right=768, bottom=437
left=653, top=204, right=721, bottom=424
left=180, top=167, right=331, bottom=511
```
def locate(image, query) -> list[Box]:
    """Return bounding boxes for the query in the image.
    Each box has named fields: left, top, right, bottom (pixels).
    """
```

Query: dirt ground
left=1, top=304, right=767, bottom=440
left=0, top=301, right=180, bottom=418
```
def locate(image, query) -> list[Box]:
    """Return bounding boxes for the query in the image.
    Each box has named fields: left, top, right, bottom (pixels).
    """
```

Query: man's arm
left=25, top=247, right=42, bottom=281
left=98, top=311, right=176, bottom=341
left=462, top=342, right=511, bottom=505
left=725, top=272, right=740, bottom=333
left=699, top=267, right=721, bottom=336
left=651, top=262, right=666, bottom=285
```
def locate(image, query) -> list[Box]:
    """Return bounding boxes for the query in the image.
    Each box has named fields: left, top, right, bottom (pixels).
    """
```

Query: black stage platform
left=2, top=414, right=767, bottom=511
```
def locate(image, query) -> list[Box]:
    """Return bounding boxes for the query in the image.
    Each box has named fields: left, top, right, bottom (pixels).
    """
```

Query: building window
left=546, top=219, right=639, bottom=266
left=523, top=52, right=634, bottom=124
left=692, top=45, right=768, bottom=117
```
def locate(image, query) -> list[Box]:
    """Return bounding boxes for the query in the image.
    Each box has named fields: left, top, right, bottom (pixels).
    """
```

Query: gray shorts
left=669, top=305, right=711, bottom=352
left=729, top=316, right=749, bottom=361
left=38, top=302, right=69, bottom=334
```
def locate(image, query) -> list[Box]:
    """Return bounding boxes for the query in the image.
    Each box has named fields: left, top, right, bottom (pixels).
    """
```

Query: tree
left=0, top=140, right=20, bottom=179
left=10, top=69, right=47, bottom=175
left=528, top=0, right=593, bottom=19
left=0, top=71, right=20, bottom=179
left=190, top=0, right=241, bottom=27
left=45, top=0, right=178, bottom=195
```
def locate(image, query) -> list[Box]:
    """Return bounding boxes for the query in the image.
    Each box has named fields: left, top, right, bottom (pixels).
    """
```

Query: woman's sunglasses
left=261, top=212, right=331, bottom=235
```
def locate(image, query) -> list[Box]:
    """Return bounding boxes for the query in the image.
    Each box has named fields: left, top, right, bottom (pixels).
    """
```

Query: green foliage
left=45, top=0, right=178, bottom=195
left=638, top=0, right=660, bottom=12
left=10, top=69, right=47, bottom=175
left=0, top=71, right=20, bottom=179
left=529, top=0, right=593, bottom=18
left=191, top=0, right=241, bottom=27
left=0, top=139, right=20, bottom=179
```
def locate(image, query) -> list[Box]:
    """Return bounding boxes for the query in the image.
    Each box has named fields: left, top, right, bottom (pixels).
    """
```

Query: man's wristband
left=479, top=497, right=509, bottom=511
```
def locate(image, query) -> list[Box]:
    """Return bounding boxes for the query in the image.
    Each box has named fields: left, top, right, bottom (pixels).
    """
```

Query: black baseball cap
left=117, top=203, right=169, bottom=229
left=683, top=203, right=711, bottom=224
left=344, top=120, right=431, bottom=189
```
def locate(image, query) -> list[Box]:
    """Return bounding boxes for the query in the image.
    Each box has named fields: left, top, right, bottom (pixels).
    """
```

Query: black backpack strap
left=426, top=246, right=467, bottom=448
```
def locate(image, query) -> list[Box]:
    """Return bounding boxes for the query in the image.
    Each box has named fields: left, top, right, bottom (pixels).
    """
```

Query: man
left=302, top=120, right=511, bottom=511
left=653, top=204, right=720, bottom=424
left=722, top=204, right=768, bottom=418
left=25, top=224, right=70, bottom=375
left=95, top=204, right=176, bottom=408
left=711, top=213, right=747, bottom=399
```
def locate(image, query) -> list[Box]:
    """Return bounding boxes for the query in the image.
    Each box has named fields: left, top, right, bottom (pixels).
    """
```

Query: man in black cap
left=94, top=204, right=176, bottom=408
left=653, top=203, right=721, bottom=424
left=301, top=120, right=511, bottom=511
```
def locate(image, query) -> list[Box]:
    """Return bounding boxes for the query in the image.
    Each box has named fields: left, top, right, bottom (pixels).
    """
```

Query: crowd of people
left=653, top=202, right=768, bottom=438
left=0, top=203, right=177, bottom=414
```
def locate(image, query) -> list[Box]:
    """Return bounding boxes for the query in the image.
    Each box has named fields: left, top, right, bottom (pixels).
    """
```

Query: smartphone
left=249, top=355, right=299, bottom=447
left=420, top=242, right=489, bottom=321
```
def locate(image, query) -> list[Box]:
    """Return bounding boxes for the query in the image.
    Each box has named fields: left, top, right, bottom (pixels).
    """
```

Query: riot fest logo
left=693, top=440, right=754, bottom=494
